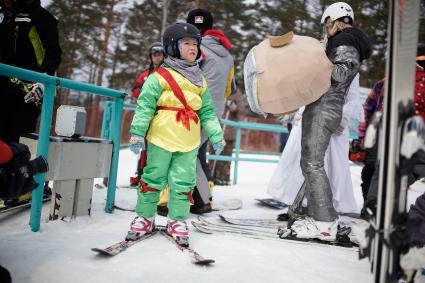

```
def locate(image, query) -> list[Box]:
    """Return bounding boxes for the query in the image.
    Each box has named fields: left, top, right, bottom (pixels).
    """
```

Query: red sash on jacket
left=156, top=68, right=199, bottom=130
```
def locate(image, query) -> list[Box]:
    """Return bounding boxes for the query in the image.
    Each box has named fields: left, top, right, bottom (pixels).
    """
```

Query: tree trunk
left=161, top=0, right=169, bottom=37
left=195, top=0, right=205, bottom=9
left=96, top=0, right=117, bottom=87
left=109, top=35, right=121, bottom=88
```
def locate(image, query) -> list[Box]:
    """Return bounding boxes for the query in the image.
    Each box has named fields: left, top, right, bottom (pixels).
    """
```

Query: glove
left=226, top=100, right=237, bottom=112
left=212, top=139, right=226, bottom=155
left=24, top=82, right=45, bottom=104
left=400, top=115, right=425, bottom=159
left=129, top=134, right=145, bottom=154
left=364, top=112, right=382, bottom=149
left=335, top=116, right=349, bottom=136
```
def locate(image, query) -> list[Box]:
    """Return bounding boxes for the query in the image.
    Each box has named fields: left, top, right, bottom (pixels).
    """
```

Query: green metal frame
left=0, top=63, right=127, bottom=232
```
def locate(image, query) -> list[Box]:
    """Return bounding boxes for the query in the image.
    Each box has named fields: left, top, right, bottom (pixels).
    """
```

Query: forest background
left=42, top=0, right=425, bottom=151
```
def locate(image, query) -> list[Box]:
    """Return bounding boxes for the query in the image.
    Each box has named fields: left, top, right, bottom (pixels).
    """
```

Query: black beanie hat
left=186, top=9, right=213, bottom=35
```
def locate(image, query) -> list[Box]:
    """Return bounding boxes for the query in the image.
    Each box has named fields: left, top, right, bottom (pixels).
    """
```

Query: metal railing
left=102, top=103, right=287, bottom=185
left=0, top=63, right=127, bottom=232
left=207, top=119, right=286, bottom=184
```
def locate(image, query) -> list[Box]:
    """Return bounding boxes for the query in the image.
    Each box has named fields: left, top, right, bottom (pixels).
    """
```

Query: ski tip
left=91, top=248, right=113, bottom=256
left=194, top=259, right=215, bottom=265
left=191, top=221, right=213, bottom=234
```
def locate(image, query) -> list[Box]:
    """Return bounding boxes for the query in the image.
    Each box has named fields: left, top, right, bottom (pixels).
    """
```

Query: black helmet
left=162, top=22, right=202, bottom=60
left=186, top=9, right=213, bottom=35
left=16, top=0, right=39, bottom=8
left=148, top=42, right=164, bottom=55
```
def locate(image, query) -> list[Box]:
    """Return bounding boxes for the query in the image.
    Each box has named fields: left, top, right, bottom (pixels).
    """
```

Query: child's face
left=151, top=52, right=164, bottom=66
left=180, top=37, right=198, bottom=62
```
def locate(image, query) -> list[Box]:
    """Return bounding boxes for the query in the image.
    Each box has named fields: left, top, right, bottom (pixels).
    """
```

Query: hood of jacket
left=202, top=29, right=232, bottom=58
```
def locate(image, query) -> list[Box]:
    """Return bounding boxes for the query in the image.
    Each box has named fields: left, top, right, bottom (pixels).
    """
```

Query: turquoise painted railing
left=207, top=119, right=286, bottom=184
left=0, top=63, right=127, bottom=232
left=103, top=88, right=372, bottom=185
left=102, top=103, right=287, bottom=185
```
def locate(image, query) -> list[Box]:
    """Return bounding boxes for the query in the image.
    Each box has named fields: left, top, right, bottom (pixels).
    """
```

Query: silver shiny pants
left=300, top=92, right=344, bottom=222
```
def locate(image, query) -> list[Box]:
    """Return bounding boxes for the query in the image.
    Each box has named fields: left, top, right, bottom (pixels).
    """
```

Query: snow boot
left=167, top=219, right=189, bottom=247
left=126, top=216, right=155, bottom=241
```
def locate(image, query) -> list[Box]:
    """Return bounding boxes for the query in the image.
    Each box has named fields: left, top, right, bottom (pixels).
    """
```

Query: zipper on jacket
left=14, top=25, right=19, bottom=53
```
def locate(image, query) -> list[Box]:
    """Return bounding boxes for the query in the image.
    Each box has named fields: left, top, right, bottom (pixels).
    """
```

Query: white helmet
left=320, top=2, right=354, bottom=25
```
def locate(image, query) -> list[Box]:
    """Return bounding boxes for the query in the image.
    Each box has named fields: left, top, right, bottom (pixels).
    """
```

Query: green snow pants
left=136, top=142, right=198, bottom=221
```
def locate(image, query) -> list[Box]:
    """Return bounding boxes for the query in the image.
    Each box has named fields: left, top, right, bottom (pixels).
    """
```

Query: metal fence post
left=233, top=127, right=241, bottom=185
left=101, top=101, right=112, bottom=139
left=105, top=98, right=124, bottom=213
left=29, top=83, right=56, bottom=232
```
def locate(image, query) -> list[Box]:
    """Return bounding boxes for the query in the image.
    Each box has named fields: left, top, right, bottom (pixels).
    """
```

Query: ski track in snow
left=1, top=148, right=423, bottom=283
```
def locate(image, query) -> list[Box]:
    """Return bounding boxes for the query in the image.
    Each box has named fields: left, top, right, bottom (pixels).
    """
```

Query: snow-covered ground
left=1, top=149, right=423, bottom=283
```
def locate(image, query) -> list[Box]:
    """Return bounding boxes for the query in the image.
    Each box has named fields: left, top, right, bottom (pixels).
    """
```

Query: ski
left=366, top=1, right=422, bottom=282
left=92, top=226, right=214, bottom=265
left=192, top=221, right=279, bottom=239
left=192, top=219, right=358, bottom=251
left=255, top=198, right=288, bottom=209
left=0, top=196, right=51, bottom=214
left=218, top=214, right=365, bottom=229
left=156, top=225, right=215, bottom=265
left=197, top=216, right=357, bottom=249
left=199, top=216, right=279, bottom=233
left=192, top=221, right=280, bottom=240
left=91, top=231, right=157, bottom=256
left=218, top=214, right=283, bottom=228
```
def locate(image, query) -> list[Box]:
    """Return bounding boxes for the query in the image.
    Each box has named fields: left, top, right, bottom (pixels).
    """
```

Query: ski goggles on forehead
left=150, top=46, right=164, bottom=53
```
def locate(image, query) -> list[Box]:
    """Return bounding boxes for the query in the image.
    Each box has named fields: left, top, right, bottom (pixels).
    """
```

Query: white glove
left=24, top=83, right=45, bottom=104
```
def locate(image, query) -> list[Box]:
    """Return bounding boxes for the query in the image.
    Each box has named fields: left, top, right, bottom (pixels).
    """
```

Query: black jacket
left=0, top=2, right=15, bottom=65
left=13, top=0, right=61, bottom=75
left=0, top=2, right=15, bottom=87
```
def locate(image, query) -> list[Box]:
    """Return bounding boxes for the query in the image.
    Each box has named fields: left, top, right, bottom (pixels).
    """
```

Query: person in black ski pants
left=0, top=0, right=61, bottom=205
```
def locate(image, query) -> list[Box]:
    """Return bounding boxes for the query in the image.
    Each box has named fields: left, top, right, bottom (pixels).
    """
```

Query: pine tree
left=46, top=0, right=109, bottom=103
left=110, top=0, right=194, bottom=91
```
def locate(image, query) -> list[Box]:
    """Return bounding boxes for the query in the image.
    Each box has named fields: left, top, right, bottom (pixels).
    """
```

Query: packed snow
left=1, top=149, right=423, bottom=283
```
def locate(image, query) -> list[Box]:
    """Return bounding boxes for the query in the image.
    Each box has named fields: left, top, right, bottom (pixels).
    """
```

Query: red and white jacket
left=0, top=140, right=13, bottom=165
left=131, top=68, right=154, bottom=99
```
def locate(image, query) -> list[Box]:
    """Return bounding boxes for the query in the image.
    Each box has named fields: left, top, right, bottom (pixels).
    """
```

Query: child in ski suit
left=127, top=22, right=224, bottom=246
